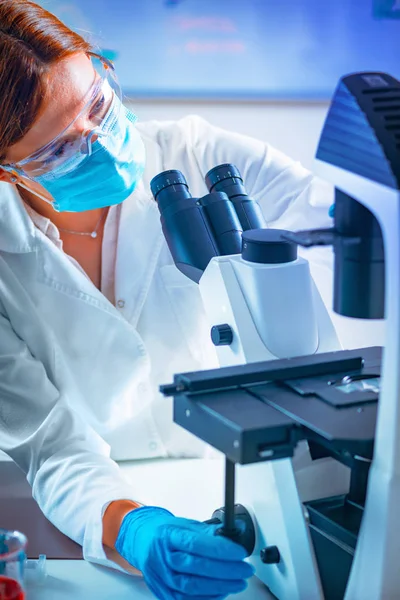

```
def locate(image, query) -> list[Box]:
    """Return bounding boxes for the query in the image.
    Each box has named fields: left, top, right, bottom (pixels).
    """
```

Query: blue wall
left=40, top=0, right=400, bottom=99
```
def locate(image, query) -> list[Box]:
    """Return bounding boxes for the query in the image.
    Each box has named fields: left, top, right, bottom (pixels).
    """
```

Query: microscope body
left=151, top=163, right=347, bottom=599
left=199, top=251, right=338, bottom=366
left=314, top=162, right=400, bottom=599
left=282, top=72, right=400, bottom=599
left=199, top=250, right=347, bottom=600
left=154, top=71, right=400, bottom=598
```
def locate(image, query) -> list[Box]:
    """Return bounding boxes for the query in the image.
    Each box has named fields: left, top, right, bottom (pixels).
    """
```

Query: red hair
left=0, top=0, right=92, bottom=160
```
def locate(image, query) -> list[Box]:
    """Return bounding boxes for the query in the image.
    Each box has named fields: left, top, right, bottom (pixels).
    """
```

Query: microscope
left=152, top=71, right=399, bottom=599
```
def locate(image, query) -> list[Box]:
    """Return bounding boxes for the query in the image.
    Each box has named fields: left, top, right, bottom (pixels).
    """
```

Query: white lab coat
left=0, top=115, right=334, bottom=568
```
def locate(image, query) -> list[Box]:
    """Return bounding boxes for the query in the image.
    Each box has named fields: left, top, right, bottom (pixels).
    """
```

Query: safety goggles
left=2, top=53, right=121, bottom=178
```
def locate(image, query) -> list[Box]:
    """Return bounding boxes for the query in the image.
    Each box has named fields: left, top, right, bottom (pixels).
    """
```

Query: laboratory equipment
left=157, top=71, right=400, bottom=599
left=0, top=530, right=26, bottom=600
left=150, top=164, right=265, bottom=283
left=151, top=161, right=345, bottom=600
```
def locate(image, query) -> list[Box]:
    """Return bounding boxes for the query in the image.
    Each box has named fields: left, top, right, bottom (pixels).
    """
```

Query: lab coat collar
left=113, top=129, right=167, bottom=327
left=0, top=183, right=37, bottom=253
left=114, top=180, right=164, bottom=328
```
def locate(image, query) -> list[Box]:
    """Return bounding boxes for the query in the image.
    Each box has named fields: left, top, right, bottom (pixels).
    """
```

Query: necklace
left=16, top=184, right=107, bottom=239
left=58, top=209, right=107, bottom=239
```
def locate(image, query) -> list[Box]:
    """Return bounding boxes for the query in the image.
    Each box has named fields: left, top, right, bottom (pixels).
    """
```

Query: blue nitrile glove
left=115, top=506, right=255, bottom=600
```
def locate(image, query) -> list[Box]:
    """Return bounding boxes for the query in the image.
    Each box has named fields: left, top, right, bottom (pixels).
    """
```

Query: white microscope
left=152, top=71, right=398, bottom=600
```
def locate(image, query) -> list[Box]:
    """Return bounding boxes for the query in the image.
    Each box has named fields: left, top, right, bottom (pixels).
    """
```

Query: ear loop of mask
left=7, top=87, right=122, bottom=212
left=10, top=174, right=57, bottom=209
left=8, top=126, right=107, bottom=211
left=6, top=80, right=119, bottom=209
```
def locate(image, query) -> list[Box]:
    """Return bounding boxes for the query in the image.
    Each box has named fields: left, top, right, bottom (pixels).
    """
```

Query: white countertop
left=26, top=559, right=273, bottom=599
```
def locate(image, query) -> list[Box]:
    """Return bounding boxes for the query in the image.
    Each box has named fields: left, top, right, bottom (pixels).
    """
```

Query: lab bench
left=0, top=457, right=274, bottom=599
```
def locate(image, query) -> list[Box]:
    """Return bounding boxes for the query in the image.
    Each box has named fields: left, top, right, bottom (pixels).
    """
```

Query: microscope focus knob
left=260, top=545, right=281, bottom=564
left=211, top=324, right=233, bottom=346
left=242, top=229, right=297, bottom=264
left=206, top=504, right=256, bottom=556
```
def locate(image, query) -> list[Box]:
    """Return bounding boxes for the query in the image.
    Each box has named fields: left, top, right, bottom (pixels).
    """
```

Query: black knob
left=260, top=546, right=281, bottom=564
left=211, top=324, right=233, bottom=346
left=206, top=504, right=256, bottom=557
left=242, top=229, right=297, bottom=264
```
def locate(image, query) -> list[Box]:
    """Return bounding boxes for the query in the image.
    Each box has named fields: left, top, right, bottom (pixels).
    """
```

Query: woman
left=0, top=1, right=333, bottom=598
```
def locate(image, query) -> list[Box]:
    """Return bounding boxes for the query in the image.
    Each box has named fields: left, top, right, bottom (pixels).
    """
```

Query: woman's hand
left=115, top=506, right=255, bottom=600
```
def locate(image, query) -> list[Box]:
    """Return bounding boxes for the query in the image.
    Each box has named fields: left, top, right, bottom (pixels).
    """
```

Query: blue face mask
left=33, top=99, right=146, bottom=213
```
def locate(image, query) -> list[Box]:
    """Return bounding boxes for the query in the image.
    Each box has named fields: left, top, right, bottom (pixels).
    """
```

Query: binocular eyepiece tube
left=150, top=164, right=267, bottom=282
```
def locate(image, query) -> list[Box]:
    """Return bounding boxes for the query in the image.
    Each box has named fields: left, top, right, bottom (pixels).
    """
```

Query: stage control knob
left=211, top=324, right=233, bottom=346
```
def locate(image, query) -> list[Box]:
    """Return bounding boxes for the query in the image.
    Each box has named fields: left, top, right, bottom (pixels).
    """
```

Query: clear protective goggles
left=3, top=53, right=122, bottom=179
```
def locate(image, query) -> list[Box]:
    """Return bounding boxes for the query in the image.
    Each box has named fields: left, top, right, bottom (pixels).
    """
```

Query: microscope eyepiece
left=150, top=169, right=189, bottom=197
left=205, top=164, right=245, bottom=195
left=205, top=164, right=266, bottom=231
left=150, top=169, right=192, bottom=212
